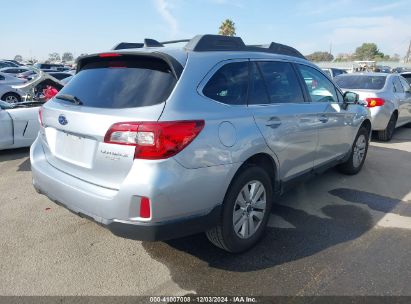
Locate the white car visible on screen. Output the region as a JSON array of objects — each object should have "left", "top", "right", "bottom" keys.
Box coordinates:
[
  {"left": 0, "top": 72, "right": 26, "bottom": 103},
  {"left": 0, "top": 100, "right": 42, "bottom": 150},
  {"left": 0, "top": 67, "right": 31, "bottom": 75}
]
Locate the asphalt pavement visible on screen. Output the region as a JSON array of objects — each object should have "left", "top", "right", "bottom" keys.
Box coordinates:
[{"left": 0, "top": 128, "right": 410, "bottom": 296}]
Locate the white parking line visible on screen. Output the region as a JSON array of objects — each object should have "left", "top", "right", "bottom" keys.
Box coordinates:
[{"left": 377, "top": 213, "right": 411, "bottom": 230}]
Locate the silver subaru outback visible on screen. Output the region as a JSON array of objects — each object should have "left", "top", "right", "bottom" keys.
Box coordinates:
[{"left": 30, "top": 35, "right": 371, "bottom": 252}]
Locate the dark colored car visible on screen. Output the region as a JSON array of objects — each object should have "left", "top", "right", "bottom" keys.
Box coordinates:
[{"left": 34, "top": 63, "right": 69, "bottom": 72}]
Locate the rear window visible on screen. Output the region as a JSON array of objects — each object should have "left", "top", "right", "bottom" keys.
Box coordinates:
[
  {"left": 55, "top": 57, "right": 177, "bottom": 108},
  {"left": 203, "top": 62, "right": 249, "bottom": 105},
  {"left": 335, "top": 75, "right": 386, "bottom": 90}
]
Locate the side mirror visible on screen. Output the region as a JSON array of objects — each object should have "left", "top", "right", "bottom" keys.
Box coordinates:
[
  {"left": 342, "top": 91, "right": 360, "bottom": 110},
  {"left": 343, "top": 91, "right": 359, "bottom": 104}
]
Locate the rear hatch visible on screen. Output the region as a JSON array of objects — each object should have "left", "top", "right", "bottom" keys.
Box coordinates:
[{"left": 39, "top": 53, "right": 180, "bottom": 190}]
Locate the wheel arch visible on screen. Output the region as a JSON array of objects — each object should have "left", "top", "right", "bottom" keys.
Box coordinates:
[
  {"left": 229, "top": 153, "right": 279, "bottom": 195},
  {"left": 360, "top": 119, "right": 372, "bottom": 139}
]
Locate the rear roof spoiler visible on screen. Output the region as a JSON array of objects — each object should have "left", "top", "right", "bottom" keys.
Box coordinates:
[
  {"left": 112, "top": 34, "right": 305, "bottom": 59},
  {"left": 76, "top": 52, "right": 184, "bottom": 79}
]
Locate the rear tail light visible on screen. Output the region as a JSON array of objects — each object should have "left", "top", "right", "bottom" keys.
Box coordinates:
[
  {"left": 38, "top": 107, "right": 43, "bottom": 126},
  {"left": 140, "top": 197, "right": 151, "bottom": 218},
  {"left": 365, "top": 98, "right": 385, "bottom": 108},
  {"left": 104, "top": 120, "right": 205, "bottom": 159},
  {"left": 99, "top": 53, "right": 121, "bottom": 58}
]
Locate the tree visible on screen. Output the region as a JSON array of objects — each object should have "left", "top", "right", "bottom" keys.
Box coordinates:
[
  {"left": 306, "top": 51, "right": 334, "bottom": 62},
  {"left": 392, "top": 53, "right": 400, "bottom": 62},
  {"left": 219, "top": 19, "right": 236, "bottom": 36},
  {"left": 48, "top": 52, "right": 61, "bottom": 62},
  {"left": 62, "top": 52, "right": 74, "bottom": 62},
  {"left": 354, "top": 43, "right": 384, "bottom": 61},
  {"left": 14, "top": 55, "right": 23, "bottom": 62}
]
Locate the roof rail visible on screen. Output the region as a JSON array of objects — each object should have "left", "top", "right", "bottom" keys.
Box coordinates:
[
  {"left": 112, "top": 34, "right": 306, "bottom": 59},
  {"left": 112, "top": 42, "right": 144, "bottom": 50},
  {"left": 144, "top": 38, "right": 164, "bottom": 47},
  {"left": 249, "top": 42, "right": 306, "bottom": 59},
  {"left": 113, "top": 39, "right": 189, "bottom": 50},
  {"left": 162, "top": 39, "right": 191, "bottom": 45},
  {"left": 185, "top": 34, "right": 246, "bottom": 51}
]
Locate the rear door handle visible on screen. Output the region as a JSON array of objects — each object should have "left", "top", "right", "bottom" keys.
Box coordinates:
[
  {"left": 265, "top": 117, "right": 281, "bottom": 128},
  {"left": 319, "top": 115, "right": 329, "bottom": 123}
]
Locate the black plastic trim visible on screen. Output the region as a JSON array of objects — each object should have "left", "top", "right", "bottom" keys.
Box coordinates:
[
  {"left": 76, "top": 52, "right": 184, "bottom": 79},
  {"left": 108, "top": 205, "right": 222, "bottom": 241}
]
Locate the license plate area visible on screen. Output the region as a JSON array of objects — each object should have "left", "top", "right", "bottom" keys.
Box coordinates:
[{"left": 54, "top": 131, "right": 96, "bottom": 168}]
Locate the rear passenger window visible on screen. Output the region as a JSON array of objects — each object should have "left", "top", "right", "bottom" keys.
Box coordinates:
[
  {"left": 203, "top": 62, "right": 248, "bottom": 105},
  {"left": 393, "top": 77, "right": 404, "bottom": 93},
  {"left": 399, "top": 77, "right": 411, "bottom": 92},
  {"left": 298, "top": 64, "right": 338, "bottom": 103},
  {"left": 248, "top": 62, "right": 270, "bottom": 105},
  {"left": 258, "top": 61, "right": 304, "bottom": 103}
]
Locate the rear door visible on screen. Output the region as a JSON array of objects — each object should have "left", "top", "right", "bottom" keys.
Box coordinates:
[
  {"left": 296, "top": 64, "right": 355, "bottom": 167},
  {"left": 40, "top": 54, "right": 179, "bottom": 190},
  {"left": 399, "top": 77, "right": 411, "bottom": 124},
  {"left": 248, "top": 60, "right": 318, "bottom": 181},
  {"left": 393, "top": 76, "right": 407, "bottom": 125}
]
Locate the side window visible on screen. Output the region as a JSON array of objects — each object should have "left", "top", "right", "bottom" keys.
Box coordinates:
[
  {"left": 203, "top": 61, "right": 248, "bottom": 105},
  {"left": 297, "top": 64, "right": 338, "bottom": 103},
  {"left": 0, "top": 75, "right": 4, "bottom": 81},
  {"left": 257, "top": 61, "right": 304, "bottom": 103},
  {"left": 248, "top": 62, "right": 270, "bottom": 105},
  {"left": 399, "top": 77, "right": 411, "bottom": 92},
  {"left": 393, "top": 77, "right": 404, "bottom": 93}
]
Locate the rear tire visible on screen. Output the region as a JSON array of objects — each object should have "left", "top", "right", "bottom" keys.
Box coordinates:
[
  {"left": 1, "top": 92, "right": 21, "bottom": 104},
  {"left": 377, "top": 113, "right": 397, "bottom": 141},
  {"left": 338, "top": 127, "right": 369, "bottom": 175},
  {"left": 206, "top": 165, "right": 273, "bottom": 253}
]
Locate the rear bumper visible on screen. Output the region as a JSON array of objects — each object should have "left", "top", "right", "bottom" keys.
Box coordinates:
[
  {"left": 30, "top": 136, "right": 237, "bottom": 240},
  {"left": 34, "top": 186, "right": 221, "bottom": 241},
  {"left": 369, "top": 105, "right": 393, "bottom": 131}
]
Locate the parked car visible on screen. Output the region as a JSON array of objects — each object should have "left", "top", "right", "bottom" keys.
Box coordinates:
[
  {"left": 0, "top": 72, "right": 26, "bottom": 103},
  {"left": 17, "top": 69, "right": 39, "bottom": 81},
  {"left": 0, "top": 100, "right": 43, "bottom": 150},
  {"left": 15, "top": 71, "right": 64, "bottom": 102},
  {"left": 0, "top": 67, "right": 31, "bottom": 75},
  {"left": 400, "top": 72, "right": 411, "bottom": 85},
  {"left": 392, "top": 67, "right": 410, "bottom": 74},
  {"left": 0, "top": 60, "right": 19, "bottom": 69},
  {"left": 31, "top": 35, "right": 371, "bottom": 252},
  {"left": 1, "top": 59, "right": 24, "bottom": 66},
  {"left": 34, "top": 63, "right": 69, "bottom": 72},
  {"left": 2, "top": 71, "right": 64, "bottom": 104},
  {"left": 321, "top": 68, "right": 347, "bottom": 78},
  {"left": 335, "top": 73, "right": 411, "bottom": 141},
  {"left": 46, "top": 71, "right": 73, "bottom": 81}
]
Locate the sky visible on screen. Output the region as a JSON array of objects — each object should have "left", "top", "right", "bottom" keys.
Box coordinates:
[{"left": 1, "top": 0, "right": 411, "bottom": 61}]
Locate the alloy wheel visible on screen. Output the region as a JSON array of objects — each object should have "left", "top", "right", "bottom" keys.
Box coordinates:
[
  {"left": 232, "top": 180, "right": 266, "bottom": 239},
  {"left": 353, "top": 134, "right": 366, "bottom": 168}
]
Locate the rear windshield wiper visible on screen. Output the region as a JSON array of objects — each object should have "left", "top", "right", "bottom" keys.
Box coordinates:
[{"left": 55, "top": 94, "right": 83, "bottom": 105}]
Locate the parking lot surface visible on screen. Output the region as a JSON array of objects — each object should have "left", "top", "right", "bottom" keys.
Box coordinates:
[{"left": 0, "top": 128, "right": 410, "bottom": 296}]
